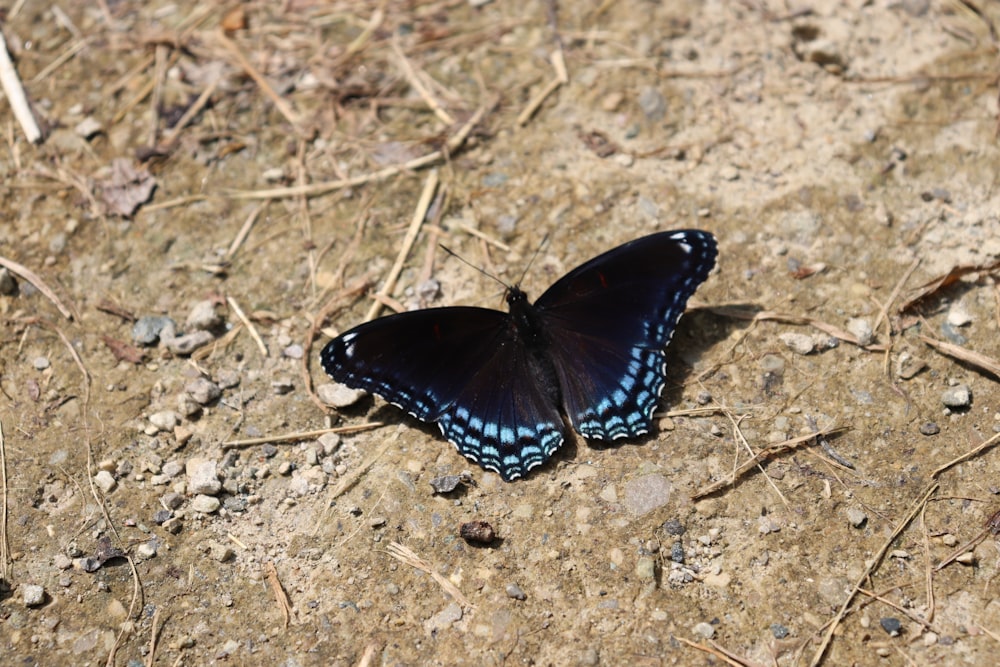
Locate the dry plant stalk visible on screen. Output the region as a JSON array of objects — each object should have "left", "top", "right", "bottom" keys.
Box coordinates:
[
  {"left": 265, "top": 562, "right": 294, "bottom": 628},
  {"left": 0, "top": 28, "right": 41, "bottom": 142},
  {"left": 386, "top": 542, "right": 474, "bottom": 609}
]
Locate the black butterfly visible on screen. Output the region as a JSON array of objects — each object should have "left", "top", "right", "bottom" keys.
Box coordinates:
[{"left": 320, "top": 230, "right": 717, "bottom": 481}]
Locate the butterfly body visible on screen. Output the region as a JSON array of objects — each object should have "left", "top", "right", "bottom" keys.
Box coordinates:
[{"left": 321, "top": 230, "right": 718, "bottom": 481}]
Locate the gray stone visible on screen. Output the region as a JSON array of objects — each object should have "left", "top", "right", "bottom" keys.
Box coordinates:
[
  {"left": 185, "top": 300, "right": 223, "bottom": 331},
  {"left": 135, "top": 542, "right": 157, "bottom": 560},
  {"left": 185, "top": 378, "right": 221, "bottom": 405},
  {"left": 186, "top": 458, "right": 221, "bottom": 495},
  {"left": 846, "top": 508, "right": 868, "bottom": 528},
  {"left": 692, "top": 621, "right": 715, "bottom": 639},
  {"left": 22, "top": 584, "right": 46, "bottom": 607},
  {"left": 846, "top": 318, "right": 874, "bottom": 347},
  {"left": 623, "top": 474, "right": 672, "bottom": 516},
  {"left": 779, "top": 332, "right": 815, "bottom": 355},
  {"left": 505, "top": 583, "right": 527, "bottom": 600},
  {"left": 148, "top": 410, "right": 180, "bottom": 432},
  {"left": 163, "top": 330, "right": 214, "bottom": 355},
  {"left": 93, "top": 470, "right": 117, "bottom": 493},
  {"left": 317, "top": 383, "right": 365, "bottom": 408},
  {"left": 190, "top": 494, "right": 221, "bottom": 513},
  {"left": 942, "top": 385, "right": 971, "bottom": 408},
  {"left": 132, "top": 316, "right": 175, "bottom": 345}
]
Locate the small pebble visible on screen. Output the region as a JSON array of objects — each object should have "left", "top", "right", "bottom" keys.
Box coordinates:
[
  {"left": 0, "top": 267, "right": 17, "bottom": 295},
  {"left": 946, "top": 305, "right": 972, "bottom": 327},
  {"left": 162, "top": 517, "right": 183, "bottom": 534},
  {"left": 152, "top": 509, "right": 172, "bottom": 525},
  {"left": 880, "top": 617, "right": 902, "bottom": 636},
  {"left": 670, "top": 541, "right": 685, "bottom": 563},
  {"left": 771, "top": 623, "right": 789, "bottom": 639},
  {"left": 163, "top": 330, "right": 215, "bottom": 355},
  {"left": 190, "top": 494, "right": 221, "bottom": 513},
  {"left": 941, "top": 385, "right": 971, "bottom": 408},
  {"left": 505, "top": 583, "right": 527, "bottom": 600},
  {"left": 846, "top": 318, "right": 874, "bottom": 346},
  {"left": 459, "top": 520, "right": 497, "bottom": 546},
  {"left": 132, "top": 316, "right": 175, "bottom": 345},
  {"left": 692, "top": 621, "right": 715, "bottom": 639},
  {"left": 94, "top": 470, "right": 117, "bottom": 493},
  {"left": 22, "top": 584, "right": 46, "bottom": 607},
  {"left": 53, "top": 554, "right": 73, "bottom": 570},
  {"left": 74, "top": 116, "right": 102, "bottom": 139},
  {"left": 846, "top": 508, "right": 867, "bottom": 528},
  {"left": 635, "top": 557, "right": 656, "bottom": 580},
  {"left": 185, "top": 378, "right": 221, "bottom": 405},
  {"left": 271, "top": 378, "right": 294, "bottom": 395},
  {"left": 317, "top": 383, "right": 366, "bottom": 408},
  {"left": 662, "top": 518, "right": 685, "bottom": 536},
  {"left": 135, "top": 543, "right": 157, "bottom": 560},
  {"left": 185, "top": 300, "right": 223, "bottom": 331},
  {"left": 282, "top": 344, "right": 304, "bottom": 359},
  {"left": 32, "top": 356, "right": 50, "bottom": 370},
  {"left": 148, "top": 410, "right": 180, "bottom": 432},
  {"left": 919, "top": 422, "right": 940, "bottom": 436},
  {"left": 187, "top": 458, "right": 221, "bottom": 495},
  {"left": 430, "top": 472, "right": 472, "bottom": 494},
  {"left": 638, "top": 86, "right": 666, "bottom": 121},
  {"left": 208, "top": 542, "right": 234, "bottom": 562},
  {"left": 622, "top": 473, "right": 672, "bottom": 516},
  {"left": 779, "top": 332, "right": 815, "bottom": 355}
]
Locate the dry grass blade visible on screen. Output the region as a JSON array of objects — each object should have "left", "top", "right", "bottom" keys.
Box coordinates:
[
  {"left": 221, "top": 424, "right": 383, "bottom": 449},
  {"left": 227, "top": 101, "right": 491, "bottom": 201},
  {"left": 216, "top": 30, "right": 300, "bottom": 128},
  {"left": 227, "top": 296, "right": 268, "bottom": 357},
  {"left": 0, "top": 28, "right": 41, "bottom": 142},
  {"left": 900, "top": 258, "right": 1000, "bottom": 312},
  {"left": 692, "top": 427, "right": 844, "bottom": 499},
  {"left": 674, "top": 636, "right": 760, "bottom": 667},
  {"left": 0, "top": 417, "right": 10, "bottom": 583},
  {"left": 364, "top": 170, "right": 438, "bottom": 322},
  {"left": 517, "top": 47, "right": 568, "bottom": 125},
  {"left": 919, "top": 335, "right": 1000, "bottom": 380},
  {"left": 266, "top": 562, "right": 294, "bottom": 628},
  {"left": 391, "top": 37, "right": 456, "bottom": 125},
  {"left": 386, "top": 542, "right": 474, "bottom": 609},
  {"left": 0, "top": 256, "right": 76, "bottom": 320}
]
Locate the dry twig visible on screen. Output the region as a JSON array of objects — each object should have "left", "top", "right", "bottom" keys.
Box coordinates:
[
  {"left": 0, "top": 256, "right": 76, "bottom": 320},
  {"left": 386, "top": 542, "right": 474, "bottom": 608},
  {"left": 0, "top": 28, "right": 41, "bottom": 142}
]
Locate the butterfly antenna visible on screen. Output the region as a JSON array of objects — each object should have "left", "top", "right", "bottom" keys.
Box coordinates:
[
  {"left": 439, "top": 244, "right": 509, "bottom": 290},
  {"left": 517, "top": 233, "right": 550, "bottom": 286}
]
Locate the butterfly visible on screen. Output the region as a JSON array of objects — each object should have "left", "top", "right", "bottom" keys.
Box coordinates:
[{"left": 320, "top": 229, "right": 718, "bottom": 481}]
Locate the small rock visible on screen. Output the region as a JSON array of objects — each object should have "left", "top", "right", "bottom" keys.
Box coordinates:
[
  {"left": 282, "top": 344, "right": 304, "bottom": 359},
  {"left": 148, "top": 410, "right": 180, "bottom": 432},
  {"left": 846, "top": 318, "right": 874, "bottom": 347},
  {"left": 185, "top": 300, "right": 223, "bottom": 331},
  {"left": 185, "top": 378, "right": 221, "bottom": 405},
  {"left": 635, "top": 557, "right": 656, "bottom": 580},
  {"left": 74, "top": 116, "right": 102, "bottom": 139},
  {"left": 880, "top": 617, "right": 902, "bottom": 636},
  {"left": 941, "top": 385, "right": 971, "bottom": 409},
  {"left": 779, "top": 332, "right": 816, "bottom": 355},
  {"left": 424, "top": 602, "right": 463, "bottom": 634},
  {"left": 771, "top": 623, "right": 790, "bottom": 639},
  {"left": 22, "top": 584, "right": 46, "bottom": 607},
  {"left": 162, "top": 517, "right": 183, "bottom": 534},
  {"left": 53, "top": 554, "right": 73, "bottom": 570},
  {"left": 846, "top": 508, "right": 868, "bottom": 528},
  {"left": 187, "top": 458, "right": 221, "bottom": 495},
  {"left": 190, "top": 494, "right": 221, "bottom": 513},
  {"left": 271, "top": 378, "right": 294, "bottom": 395},
  {"left": 161, "top": 461, "right": 184, "bottom": 479},
  {"left": 132, "top": 316, "right": 175, "bottom": 345},
  {"left": 692, "top": 621, "right": 715, "bottom": 639},
  {"left": 73, "top": 557, "right": 102, "bottom": 573},
  {"left": 623, "top": 474, "right": 672, "bottom": 516},
  {"left": 318, "top": 433, "right": 341, "bottom": 455},
  {"left": 670, "top": 541, "right": 685, "bottom": 563},
  {"left": 32, "top": 356, "right": 50, "bottom": 370},
  {"left": 430, "top": 471, "right": 473, "bottom": 494},
  {"left": 919, "top": 422, "right": 940, "bottom": 436},
  {"left": 208, "top": 542, "right": 234, "bottom": 562},
  {"left": 93, "top": 470, "right": 117, "bottom": 493},
  {"left": 459, "top": 520, "right": 497, "bottom": 545},
  {"left": 637, "top": 86, "right": 666, "bottom": 121},
  {"left": 505, "top": 583, "right": 527, "bottom": 600},
  {"left": 135, "top": 543, "right": 157, "bottom": 560},
  {"left": 896, "top": 351, "right": 925, "bottom": 380},
  {"left": 0, "top": 267, "right": 17, "bottom": 295},
  {"left": 317, "top": 382, "right": 366, "bottom": 408},
  {"left": 661, "top": 518, "right": 685, "bottom": 536},
  {"left": 946, "top": 304, "right": 972, "bottom": 327},
  {"left": 163, "top": 330, "right": 215, "bottom": 355}
]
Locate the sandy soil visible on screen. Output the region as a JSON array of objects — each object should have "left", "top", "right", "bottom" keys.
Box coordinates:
[{"left": 2, "top": 1, "right": 1000, "bottom": 665}]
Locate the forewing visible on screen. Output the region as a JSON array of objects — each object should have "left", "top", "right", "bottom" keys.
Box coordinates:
[
  {"left": 320, "top": 307, "right": 564, "bottom": 480},
  {"left": 533, "top": 230, "right": 718, "bottom": 439}
]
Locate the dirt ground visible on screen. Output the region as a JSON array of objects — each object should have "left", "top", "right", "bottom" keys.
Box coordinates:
[{"left": 2, "top": 1, "right": 1000, "bottom": 665}]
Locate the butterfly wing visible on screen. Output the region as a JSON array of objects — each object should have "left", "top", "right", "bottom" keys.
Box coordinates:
[
  {"left": 533, "top": 229, "right": 718, "bottom": 440},
  {"left": 320, "top": 308, "right": 564, "bottom": 481}
]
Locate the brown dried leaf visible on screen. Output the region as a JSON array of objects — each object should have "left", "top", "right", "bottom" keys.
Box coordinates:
[
  {"left": 98, "top": 158, "right": 157, "bottom": 218},
  {"left": 102, "top": 335, "right": 145, "bottom": 364}
]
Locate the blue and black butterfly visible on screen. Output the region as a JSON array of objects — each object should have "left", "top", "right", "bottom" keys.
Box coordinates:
[{"left": 320, "top": 229, "right": 718, "bottom": 481}]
